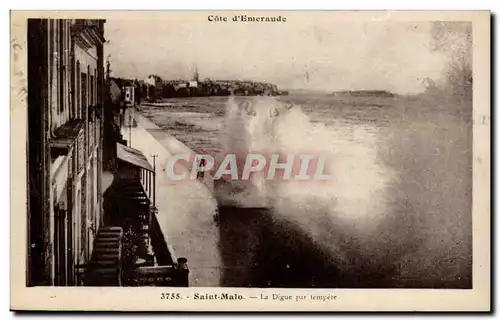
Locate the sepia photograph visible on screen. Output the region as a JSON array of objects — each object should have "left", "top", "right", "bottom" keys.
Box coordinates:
[{"left": 10, "top": 10, "right": 490, "bottom": 311}]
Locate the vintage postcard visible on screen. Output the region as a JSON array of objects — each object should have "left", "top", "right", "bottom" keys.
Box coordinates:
[{"left": 10, "top": 10, "right": 490, "bottom": 311}]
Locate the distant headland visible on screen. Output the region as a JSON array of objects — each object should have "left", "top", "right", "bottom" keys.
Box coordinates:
[{"left": 331, "top": 90, "right": 396, "bottom": 98}]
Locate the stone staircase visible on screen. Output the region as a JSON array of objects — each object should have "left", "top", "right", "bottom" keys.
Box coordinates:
[{"left": 84, "top": 226, "right": 123, "bottom": 286}]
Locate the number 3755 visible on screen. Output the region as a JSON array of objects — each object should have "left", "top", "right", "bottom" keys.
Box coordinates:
[{"left": 161, "top": 293, "right": 182, "bottom": 299}]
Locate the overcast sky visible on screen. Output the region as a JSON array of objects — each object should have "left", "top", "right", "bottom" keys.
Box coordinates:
[{"left": 104, "top": 15, "right": 451, "bottom": 94}]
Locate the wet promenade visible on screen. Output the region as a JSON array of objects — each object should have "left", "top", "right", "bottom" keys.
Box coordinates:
[{"left": 122, "top": 108, "right": 221, "bottom": 286}]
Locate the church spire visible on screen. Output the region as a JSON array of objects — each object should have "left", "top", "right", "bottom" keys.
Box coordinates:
[{"left": 193, "top": 65, "right": 199, "bottom": 82}]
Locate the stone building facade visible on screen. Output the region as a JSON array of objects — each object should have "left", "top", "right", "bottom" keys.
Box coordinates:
[{"left": 27, "top": 18, "right": 106, "bottom": 286}]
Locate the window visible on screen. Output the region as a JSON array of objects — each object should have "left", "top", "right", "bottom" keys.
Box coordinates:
[
  {"left": 48, "top": 19, "right": 54, "bottom": 95},
  {"left": 90, "top": 75, "right": 95, "bottom": 107},
  {"left": 54, "top": 185, "right": 69, "bottom": 286},
  {"left": 59, "top": 19, "right": 65, "bottom": 114},
  {"left": 95, "top": 117, "right": 99, "bottom": 147},
  {"left": 50, "top": 19, "right": 59, "bottom": 123},
  {"left": 77, "top": 134, "right": 85, "bottom": 173},
  {"left": 93, "top": 156, "right": 98, "bottom": 216},
  {"left": 80, "top": 177, "right": 87, "bottom": 262},
  {"left": 74, "top": 187, "right": 81, "bottom": 284},
  {"left": 76, "top": 61, "right": 81, "bottom": 118},
  {"left": 89, "top": 158, "right": 94, "bottom": 224},
  {"left": 94, "top": 69, "right": 97, "bottom": 105},
  {"left": 81, "top": 73, "right": 87, "bottom": 119}
]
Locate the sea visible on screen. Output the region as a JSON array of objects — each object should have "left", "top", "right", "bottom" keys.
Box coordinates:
[{"left": 138, "top": 93, "right": 472, "bottom": 288}]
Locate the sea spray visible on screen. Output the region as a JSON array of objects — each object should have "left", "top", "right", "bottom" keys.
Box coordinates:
[
  {"left": 216, "top": 96, "right": 397, "bottom": 273},
  {"left": 148, "top": 94, "right": 471, "bottom": 287}
]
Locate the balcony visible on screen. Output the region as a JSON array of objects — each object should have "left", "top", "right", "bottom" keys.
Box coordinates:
[{"left": 49, "top": 119, "right": 84, "bottom": 157}]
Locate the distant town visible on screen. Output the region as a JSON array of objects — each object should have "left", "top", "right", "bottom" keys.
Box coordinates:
[{"left": 109, "top": 66, "right": 289, "bottom": 103}]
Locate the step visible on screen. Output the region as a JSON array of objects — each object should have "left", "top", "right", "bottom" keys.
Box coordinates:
[
  {"left": 94, "top": 253, "right": 120, "bottom": 260},
  {"left": 95, "top": 239, "right": 120, "bottom": 245},
  {"left": 100, "top": 227, "right": 123, "bottom": 232},
  {"left": 94, "top": 243, "right": 119, "bottom": 248},
  {"left": 91, "top": 259, "right": 119, "bottom": 266},
  {"left": 94, "top": 242, "right": 120, "bottom": 248},
  {"left": 122, "top": 191, "right": 146, "bottom": 195},
  {"left": 98, "top": 232, "right": 123, "bottom": 237},
  {"left": 88, "top": 267, "right": 119, "bottom": 275},
  {"left": 94, "top": 245, "right": 120, "bottom": 251},
  {"left": 98, "top": 230, "right": 123, "bottom": 235},
  {"left": 122, "top": 185, "right": 143, "bottom": 189},
  {"left": 99, "top": 229, "right": 123, "bottom": 234},
  {"left": 121, "top": 195, "right": 146, "bottom": 200},
  {"left": 95, "top": 239, "right": 120, "bottom": 244},
  {"left": 94, "top": 248, "right": 120, "bottom": 254},
  {"left": 96, "top": 235, "right": 120, "bottom": 240}
]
